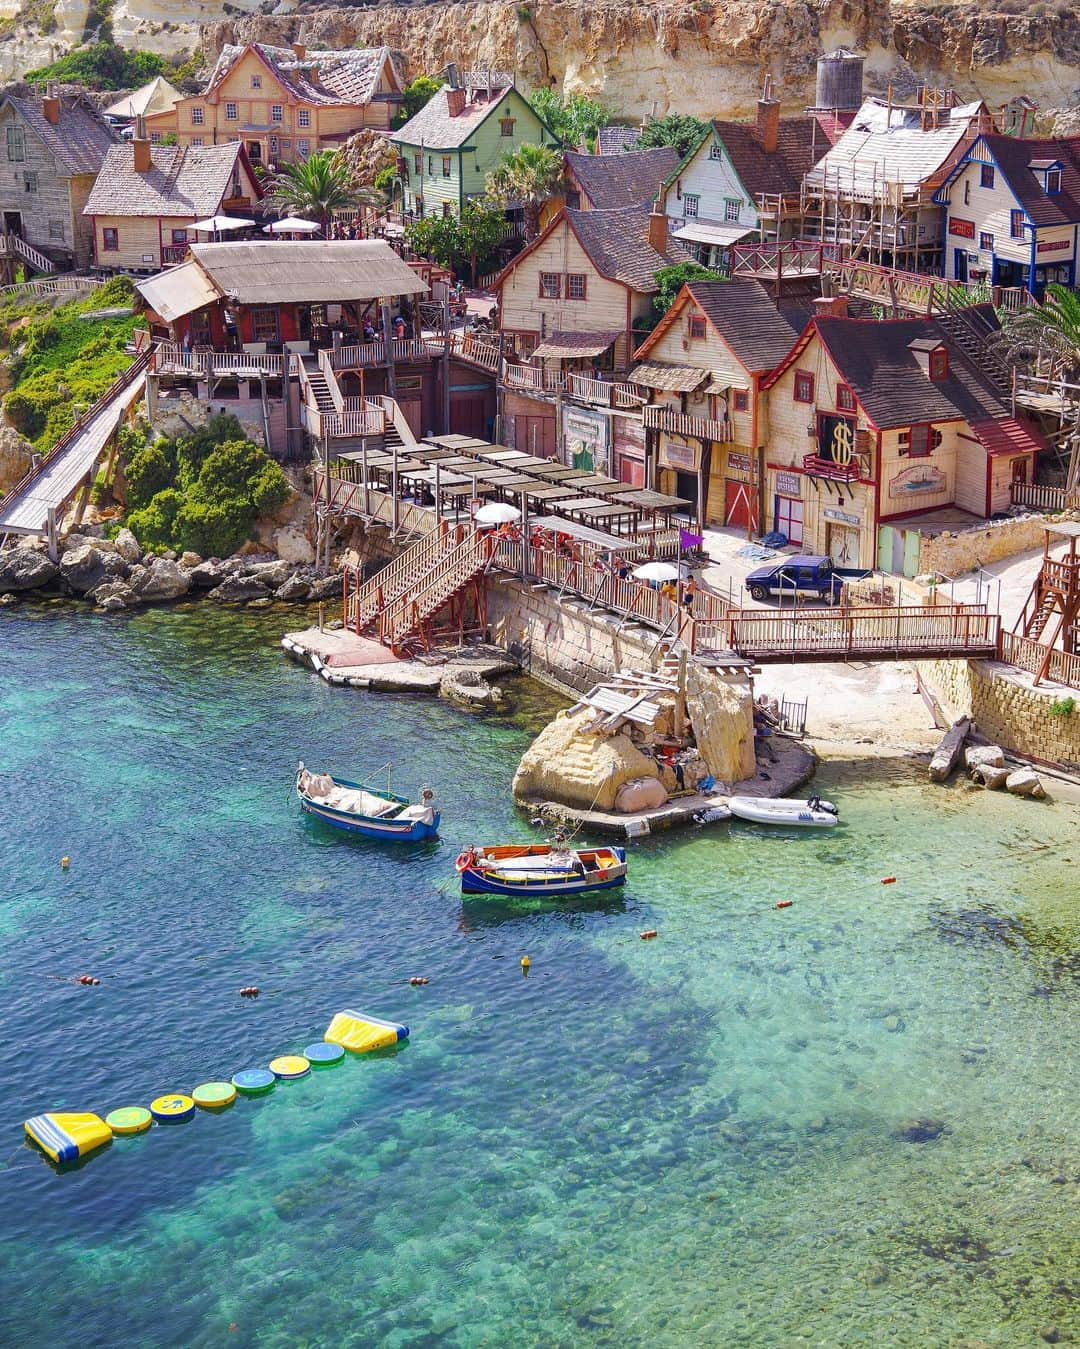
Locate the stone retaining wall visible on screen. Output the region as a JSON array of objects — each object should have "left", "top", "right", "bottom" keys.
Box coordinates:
[
  {"left": 917, "top": 512, "right": 1067, "bottom": 578},
  {"left": 918, "top": 657, "right": 1080, "bottom": 771}
]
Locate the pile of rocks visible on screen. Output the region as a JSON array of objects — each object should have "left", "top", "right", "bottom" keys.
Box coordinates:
[
  {"left": 0, "top": 528, "right": 342, "bottom": 611},
  {"left": 966, "top": 744, "right": 1047, "bottom": 798}
]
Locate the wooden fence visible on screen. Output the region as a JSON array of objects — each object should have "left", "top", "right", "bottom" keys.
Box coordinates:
[{"left": 998, "top": 631, "right": 1080, "bottom": 689}]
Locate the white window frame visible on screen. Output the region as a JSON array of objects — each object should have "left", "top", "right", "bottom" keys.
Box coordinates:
[
  {"left": 271, "top": 104, "right": 283, "bottom": 123},
  {"left": 297, "top": 138, "right": 311, "bottom": 159},
  {"left": 297, "top": 108, "right": 311, "bottom": 128},
  {"left": 683, "top": 194, "right": 700, "bottom": 219},
  {"left": 6, "top": 124, "right": 25, "bottom": 161},
  {"left": 724, "top": 198, "right": 740, "bottom": 222},
  {"left": 225, "top": 102, "right": 238, "bottom": 121},
  {"left": 708, "top": 143, "right": 723, "bottom": 161},
  {"left": 191, "top": 106, "right": 204, "bottom": 125},
  {"left": 251, "top": 74, "right": 261, "bottom": 89}
]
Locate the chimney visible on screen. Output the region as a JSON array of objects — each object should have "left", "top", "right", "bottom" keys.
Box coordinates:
[
  {"left": 292, "top": 41, "right": 306, "bottom": 62},
  {"left": 757, "top": 75, "right": 780, "bottom": 154},
  {"left": 42, "top": 80, "right": 60, "bottom": 125},
  {"left": 133, "top": 114, "right": 152, "bottom": 173},
  {"left": 447, "top": 61, "right": 460, "bottom": 89},
  {"left": 813, "top": 295, "right": 848, "bottom": 319},
  {"left": 647, "top": 200, "right": 667, "bottom": 254},
  {"left": 446, "top": 87, "right": 466, "bottom": 118}
]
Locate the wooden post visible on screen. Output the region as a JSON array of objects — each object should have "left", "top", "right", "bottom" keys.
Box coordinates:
[
  {"left": 442, "top": 299, "right": 451, "bottom": 434},
  {"left": 46, "top": 506, "right": 57, "bottom": 562},
  {"left": 520, "top": 488, "right": 528, "bottom": 580},
  {"left": 435, "top": 458, "right": 442, "bottom": 523},
  {"left": 362, "top": 439, "right": 370, "bottom": 518},
  {"left": 392, "top": 441, "right": 399, "bottom": 538},
  {"left": 675, "top": 648, "right": 687, "bottom": 738},
  {"left": 381, "top": 302, "right": 397, "bottom": 401}
]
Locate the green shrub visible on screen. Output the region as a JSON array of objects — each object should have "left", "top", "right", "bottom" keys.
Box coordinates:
[
  {"left": 175, "top": 413, "right": 247, "bottom": 487},
  {"left": 1049, "top": 696, "right": 1075, "bottom": 717},
  {"left": 126, "top": 488, "right": 184, "bottom": 549},
  {"left": 24, "top": 42, "right": 166, "bottom": 89},
  {"left": 125, "top": 443, "right": 175, "bottom": 510}
]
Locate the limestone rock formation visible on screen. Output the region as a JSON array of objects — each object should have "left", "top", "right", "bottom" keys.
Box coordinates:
[
  {"left": 0, "top": 546, "right": 59, "bottom": 592},
  {"left": 970, "top": 763, "right": 1009, "bottom": 790},
  {"left": 275, "top": 573, "right": 313, "bottom": 602},
  {"left": 273, "top": 526, "right": 316, "bottom": 566},
  {"left": 113, "top": 527, "right": 142, "bottom": 564},
  {"left": 513, "top": 707, "right": 661, "bottom": 811},
  {"left": 685, "top": 663, "right": 756, "bottom": 783},
  {"left": 59, "top": 543, "right": 127, "bottom": 595},
  {"left": 129, "top": 557, "right": 192, "bottom": 602},
  {"left": 440, "top": 667, "right": 503, "bottom": 708},
  {"left": 1005, "top": 768, "right": 1047, "bottom": 799},
  {"left": 0, "top": 425, "right": 33, "bottom": 495},
  {"left": 965, "top": 744, "right": 1005, "bottom": 771},
  {"left": 208, "top": 574, "right": 272, "bottom": 604}
]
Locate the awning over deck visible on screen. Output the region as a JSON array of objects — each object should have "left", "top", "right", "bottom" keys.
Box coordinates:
[
  {"left": 531, "top": 329, "right": 622, "bottom": 359},
  {"left": 528, "top": 516, "right": 640, "bottom": 551},
  {"left": 137, "top": 261, "right": 221, "bottom": 322},
  {"left": 969, "top": 416, "right": 1045, "bottom": 457},
  {"left": 672, "top": 222, "right": 753, "bottom": 248}
]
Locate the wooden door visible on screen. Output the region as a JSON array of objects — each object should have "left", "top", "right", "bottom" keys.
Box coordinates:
[
  {"left": 773, "top": 495, "right": 803, "bottom": 545},
  {"left": 725, "top": 478, "right": 758, "bottom": 531},
  {"left": 826, "top": 522, "right": 860, "bottom": 567}
]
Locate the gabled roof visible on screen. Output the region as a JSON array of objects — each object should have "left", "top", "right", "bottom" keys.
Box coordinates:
[
  {"left": 708, "top": 116, "right": 832, "bottom": 198},
  {"left": 205, "top": 43, "right": 399, "bottom": 107},
  {"left": 978, "top": 134, "right": 1080, "bottom": 227},
  {"left": 1, "top": 89, "right": 117, "bottom": 177},
  {"left": 635, "top": 279, "right": 799, "bottom": 374},
  {"left": 186, "top": 240, "right": 427, "bottom": 304},
  {"left": 392, "top": 84, "right": 522, "bottom": 150},
  {"left": 84, "top": 142, "right": 258, "bottom": 218},
  {"left": 595, "top": 125, "right": 642, "bottom": 155},
  {"left": 104, "top": 75, "right": 182, "bottom": 121},
  {"left": 765, "top": 308, "right": 1009, "bottom": 430},
  {"left": 565, "top": 147, "right": 678, "bottom": 210}
]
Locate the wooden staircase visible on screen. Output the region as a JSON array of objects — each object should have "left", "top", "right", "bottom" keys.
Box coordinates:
[
  {"left": 344, "top": 521, "right": 497, "bottom": 653},
  {"left": 301, "top": 355, "right": 336, "bottom": 414},
  {"left": 936, "top": 307, "right": 1013, "bottom": 397}
]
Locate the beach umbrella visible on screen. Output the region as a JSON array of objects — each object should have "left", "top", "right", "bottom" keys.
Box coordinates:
[
  {"left": 264, "top": 216, "right": 321, "bottom": 233},
  {"left": 191, "top": 215, "right": 251, "bottom": 234},
  {"left": 474, "top": 502, "right": 521, "bottom": 526},
  {"left": 632, "top": 561, "right": 682, "bottom": 583}
]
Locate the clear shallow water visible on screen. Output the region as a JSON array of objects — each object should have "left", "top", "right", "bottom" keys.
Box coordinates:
[{"left": 0, "top": 602, "right": 1077, "bottom": 1348}]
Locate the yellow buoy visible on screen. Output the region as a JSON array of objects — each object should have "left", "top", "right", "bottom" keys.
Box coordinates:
[
  {"left": 60, "top": 857, "right": 70, "bottom": 869},
  {"left": 521, "top": 955, "right": 530, "bottom": 973}
]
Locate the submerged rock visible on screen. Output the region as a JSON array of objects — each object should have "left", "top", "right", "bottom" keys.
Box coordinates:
[
  {"left": 893, "top": 1117, "right": 946, "bottom": 1143},
  {"left": 89, "top": 580, "right": 135, "bottom": 609},
  {"left": 0, "top": 547, "right": 59, "bottom": 591},
  {"left": 208, "top": 574, "right": 271, "bottom": 604},
  {"left": 440, "top": 667, "right": 503, "bottom": 708}
]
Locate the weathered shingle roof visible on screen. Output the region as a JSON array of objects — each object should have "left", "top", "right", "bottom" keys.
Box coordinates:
[
  {"left": 206, "top": 43, "right": 397, "bottom": 107},
  {"left": 710, "top": 116, "right": 832, "bottom": 199},
  {"left": 812, "top": 308, "right": 1008, "bottom": 429},
  {"left": 567, "top": 207, "right": 692, "bottom": 292},
  {"left": 596, "top": 125, "right": 646, "bottom": 155},
  {"left": 686, "top": 280, "right": 800, "bottom": 373},
  {"left": 3, "top": 90, "right": 117, "bottom": 176},
  {"left": 979, "top": 134, "right": 1080, "bottom": 227},
  {"left": 392, "top": 84, "right": 517, "bottom": 150},
  {"left": 84, "top": 142, "right": 248, "bottom": 218},
  {"left": 565, "top": 147, "right": 678, "bottom": 210},
  {"left": 188, "top": 239, "right": 427, "bottom": 303}
]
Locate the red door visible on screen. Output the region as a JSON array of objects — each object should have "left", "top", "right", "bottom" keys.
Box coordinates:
[{"left": 725, "top": 479, "right": 758, "bottom": 531}]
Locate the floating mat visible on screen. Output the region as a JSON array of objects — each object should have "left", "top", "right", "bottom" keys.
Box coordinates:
[
  {"left": 269, "top": 1055, "right": 310, "bottom": 1080},
  {"left": 150, "top": 1094, "right": 195, "bottom": 1123},
  {"left": 232, "top": 1068, "right": 275, "bottom": 1097},
  {"left": 106, "top": 1106, "right": 152, "bottom": 1136},
  {"left": 193, "top": 1082, "right": 236, "bottom": 1110},
  {"left": 303, "top": 1041, "right": 345, "bottom": 1069},
  {"left": 324, "top": 1010, "right": 409, "bottom": 1055},
  {"left": 25, "top": 1112, "right": 111, "bottom": 1164}
]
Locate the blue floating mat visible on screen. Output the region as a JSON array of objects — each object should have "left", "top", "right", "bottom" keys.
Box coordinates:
[
  {"left": 232, "top": 1068, "right": 276, "bottom": 1097},
  {"left": 304, "top": 1041, "right": 345, "bottom": 1069}
]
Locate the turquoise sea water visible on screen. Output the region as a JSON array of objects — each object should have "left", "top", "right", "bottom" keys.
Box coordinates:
[{"left": 0, "top": 602, "right": 1077, "bottom": 1348}]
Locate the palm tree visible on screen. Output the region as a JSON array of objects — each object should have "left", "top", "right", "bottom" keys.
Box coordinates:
[
  {"left": 485, "top": 142, "right": 565, "bottom": 241},
  {"left": 270, "top": 151, "right": 356, "bottom": 235}
]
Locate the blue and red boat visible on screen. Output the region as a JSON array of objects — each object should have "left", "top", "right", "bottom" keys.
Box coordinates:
[
  {"left": 456, "top": 843, "right": 627, "bottom": 897},
  {"left": 296, "top": 763, "right": 440, "bottom": 841}
]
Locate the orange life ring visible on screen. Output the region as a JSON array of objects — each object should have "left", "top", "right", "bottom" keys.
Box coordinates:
[{"left": 456, "top": 849, "right": 475, "bottom": 873}]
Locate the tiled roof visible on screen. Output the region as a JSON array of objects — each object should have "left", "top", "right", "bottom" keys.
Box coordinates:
[
  {"left": 567, "top": 207, "right": 693, "bottom": 292},
  {"left": 711, "top": 116, "right": 832, "bottom": 198},
  {"left": 206, "top": 43, "right": 396, "bottom": 107},
  {"left": 812, "top": 308, "right": 1008, "bottom": 429},
  {"left": 595, "top": 126, "right": 644, "bottom": 155},
  {"left": 969, "top": 416, "right": 1045, "bottom": 457},
  {"left": 392, "top": 84, "right": 516, "bottom": 150},
  {"left": 565, "top": 147, "right": 678, "bottom": 210},
  {"left": 3, "top": 90, "right": 117, "bottom": 176},
  {"left": 84, "top": 142, "right": 248, "bottom": 218},
  {"left": 979, "top": 134, "right": 1080, "bottom": 227},
  {"left": 687, "top": 280, "right": 800, "bottom": 373}
]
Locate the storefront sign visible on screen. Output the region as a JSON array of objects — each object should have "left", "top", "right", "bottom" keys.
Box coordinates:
[
  {"left": 889, "top": 464, "right": 947, "bottom": 500},
  {"left": 1036, "top": 238, "right": 1071, "bottom": 254},
  {"left": 774, "top": 471, "right": 801, "bottom": 497},
  {"left": 822, "top": 505, "right": 860, "bottom": 526},
  {"left": 659, "top": 437, "right": 700, "bottom": 472},
  {"left": 949, "top": 217, "right": 976, "bottom": 239},
  {"left": 727, "top": 451, "right": 752, "bottom": 474},
  {"left": 562, "top": 405, "right": 609, "bottom": 473}
]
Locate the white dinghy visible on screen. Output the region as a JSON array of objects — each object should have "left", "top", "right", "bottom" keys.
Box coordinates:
[{"left": 728, "top": 795, "right": 839, "bottom": 828}]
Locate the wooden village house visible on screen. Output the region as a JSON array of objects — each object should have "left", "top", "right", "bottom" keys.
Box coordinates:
[
  {"left": 0, "top": 85, "right": 117, "bottom": 272},
  {"left": 84, "top": 130, "right": 262, "bottom": 273},
  {"left": 390, "top": 70, "right": 559, "bottom": 220},
  {"left": 538, "top": 146, "right": 680, "bottom": 230},
  {"left": 143, "top": 43, "right": 403, "bottom": 167},
  {"left": 935, "top": 133, "right": 1080, "bottom": 296},
  {"left": 761, "top": 303, "right": 1045, "bottom": 569}
]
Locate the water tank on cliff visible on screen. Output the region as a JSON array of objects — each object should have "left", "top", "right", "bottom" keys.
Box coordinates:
[{"left": 815, "top": 49, "right": 864, "bottom": 111}]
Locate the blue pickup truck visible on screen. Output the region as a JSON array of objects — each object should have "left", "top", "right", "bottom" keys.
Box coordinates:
[{"left": 745, "top": 554, "right": 863, "bottom": 605}]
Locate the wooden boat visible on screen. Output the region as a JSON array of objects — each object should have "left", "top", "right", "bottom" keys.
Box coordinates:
[
  {"left": 456, "top": 843, "right": 627, "bottom": 896},
  {"left": 296, "top": 763, "right": 440, "bottom": 841},
  {"left": 728, "top": 796, "right": 838, "bottom": 828}
]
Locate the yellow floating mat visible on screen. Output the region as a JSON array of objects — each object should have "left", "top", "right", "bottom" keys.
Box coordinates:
[
  {"left": 25, "top": 1112, "right": 111, "bottom": 1165},
  {"left": 324, "top": 1009, "right": 409, "bottom": 1055}
]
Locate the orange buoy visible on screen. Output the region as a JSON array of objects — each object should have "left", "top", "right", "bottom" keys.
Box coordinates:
[
  {"left": 239, "top": 986, "right": 260, "bottom": 997},
  {"left": 881, "top": 877, "right": 897, "bottom": 885},
  {"left": 640, "top": 929, "right": 658, "bottom": 940},
  {"left": 776, "top": 900, "right": 793, "bottom": 910},
  {"left": 409, "top": 976, "right": 430, "bottom": 986}
]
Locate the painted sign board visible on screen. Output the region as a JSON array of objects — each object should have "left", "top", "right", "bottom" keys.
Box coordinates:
[
  {"left": 949, "top": 218, "right": 976, "bottom": 239},
  {"left": 775, "top": 471, "right": 802, "bottom": 497},
  {"left": 888, "top": 464, "right": 947, "bottom": 499},
  {"left": 562, "top": 405, "right": 609, "bottom": 473},
  {"left": 823, "top": 506, "right": 860, "bottom": 525}
]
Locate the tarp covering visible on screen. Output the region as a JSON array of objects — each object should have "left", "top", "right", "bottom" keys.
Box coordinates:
[{"left": 188, "top": 240, "right": 427, "bottom": 304}]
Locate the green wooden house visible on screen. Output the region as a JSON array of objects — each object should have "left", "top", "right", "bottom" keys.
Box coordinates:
[{"left": 390, "top": 73, "right": 559, "bottom": 218}]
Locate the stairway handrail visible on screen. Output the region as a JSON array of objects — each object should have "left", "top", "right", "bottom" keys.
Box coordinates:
[
  {"left": 379, "top": 529, "right": 490, "bottom": 645},
  {"left": 345, "top": 520, "right": 459, "bottom": 632}
]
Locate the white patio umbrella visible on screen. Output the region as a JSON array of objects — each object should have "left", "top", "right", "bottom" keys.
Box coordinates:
[
  {"left": 190, "top": 215, "right": 252, "bottom": 240},
  {"left": 474, "top": 502, "right": 521, "bottom": 526},
  {"left": 264, "top": 215, "right": 321, "bottom": 234},
  {"left": 631, "top": 561, "right": 682, "bottom": 583}
]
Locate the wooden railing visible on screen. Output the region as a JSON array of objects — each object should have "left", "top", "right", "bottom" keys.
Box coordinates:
[
  {"left": 368, "top": 393, "right": 420, "bottom": 447},
  {"left": 0, "top": 231, "right": 56, "bottom": 274},
  {"left": 379, "top": 529, "right": 494, "bottom": 647},
  {"left": 802, "top": 451, "right": 866, "bottom": 483},
  {"left": 317, "top": 476, "right": 433, "bottom": 535},
  {"left": 1010, "top": 480, "right": 1080, "bottom": 512},
  {"left": 150, "top": 343, "right": 285, "bottom": 376},
  {"left": 447, "top": 331, "right": 502, "bottom": 371},
  {"left": 731, "top": 240, "right": 845, "bottom": 279},
  {"left": 161, "top": 245, "right": 188, "bottom": 265},
  {"left": 998, "top": 631, "right": 1080, "bottom": 690},
  {"left": 0, "top": 273, "right": 104, "bottom": 301},
  {"left": 643, "top": 404, "right": 732, "bottom": 442},
  {"left": 345, "top": 519, "right": 461, "bottom": 632},
  {"left": 504, "top": 362, "right": 562, "bottom": 392},
  {"left": 824, "top": 258, "right": 988, "bottom": 315}
]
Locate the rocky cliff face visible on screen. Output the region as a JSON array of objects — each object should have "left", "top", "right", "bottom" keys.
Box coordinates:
[{"left": 0, "top": 0, "right": 1077, "bottom": 121}]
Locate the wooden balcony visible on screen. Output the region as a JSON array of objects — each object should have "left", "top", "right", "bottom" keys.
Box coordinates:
[
  {"left": 802, "top": 452, "right": 863, "bottom": 483},
  {"left": 643, "top": 404, "right": 732, "bottom": 442}
]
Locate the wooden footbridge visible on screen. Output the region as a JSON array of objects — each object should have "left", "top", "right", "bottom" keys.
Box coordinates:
[{"left": 0, "top": 352, "right": 149, "bottom": 554}]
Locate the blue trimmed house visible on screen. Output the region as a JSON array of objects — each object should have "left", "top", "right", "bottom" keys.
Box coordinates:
[{"left": 934, "top": 134, "right": 1080, "bottom": 297}]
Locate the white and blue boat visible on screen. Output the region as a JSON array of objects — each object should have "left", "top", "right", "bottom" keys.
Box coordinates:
[
  {"left": 456, "top": 843, "right": 627, "bottom": 897},
  {"left": 296, "top": 763, "right": 440, "bottom": 841}
]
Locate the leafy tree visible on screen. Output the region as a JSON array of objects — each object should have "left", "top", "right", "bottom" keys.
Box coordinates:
[
  {"left": 126, "top": 489, "right": 184, "bottom": 549},
  {"left": 396, "top": 75, "right": 442, "bottom": 127},
  {"left": 270, "top": 151, "right": 355, "bottom": 233},
  {"left": 634, "top": 114, "right": 710, "bottom": 160},
  {"left": 485, "top": 143, "right": 565, "bottom": 241},
  {"left": 529, "top": 89, "right": 611, "bottom": 149},
  {"left": 405, "top": 198, "right": 507, "bottom": 282},
  {"left": 1002, "top": 282, "right": 1080, "bottom": 379},
  {"left": 174, "top": 413, "right": 247, "bottom": 487},
  {"left": 633, "top": 262, "right": 722, "bottom": 341},
  {"left": 25, "top": 43, "right": 166, "bottom": 90},
  {"left": 124, "top": 443, "right": 174, "bottom": 510}
]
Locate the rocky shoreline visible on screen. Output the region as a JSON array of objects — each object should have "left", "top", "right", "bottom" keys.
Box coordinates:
[{"left": 0, "top": 527, "right": 343, "bottom": 611}]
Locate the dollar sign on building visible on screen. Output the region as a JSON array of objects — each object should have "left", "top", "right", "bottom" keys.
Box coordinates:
[{"left": 831, "top": 419, "right": 854, "bottom": 466}]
